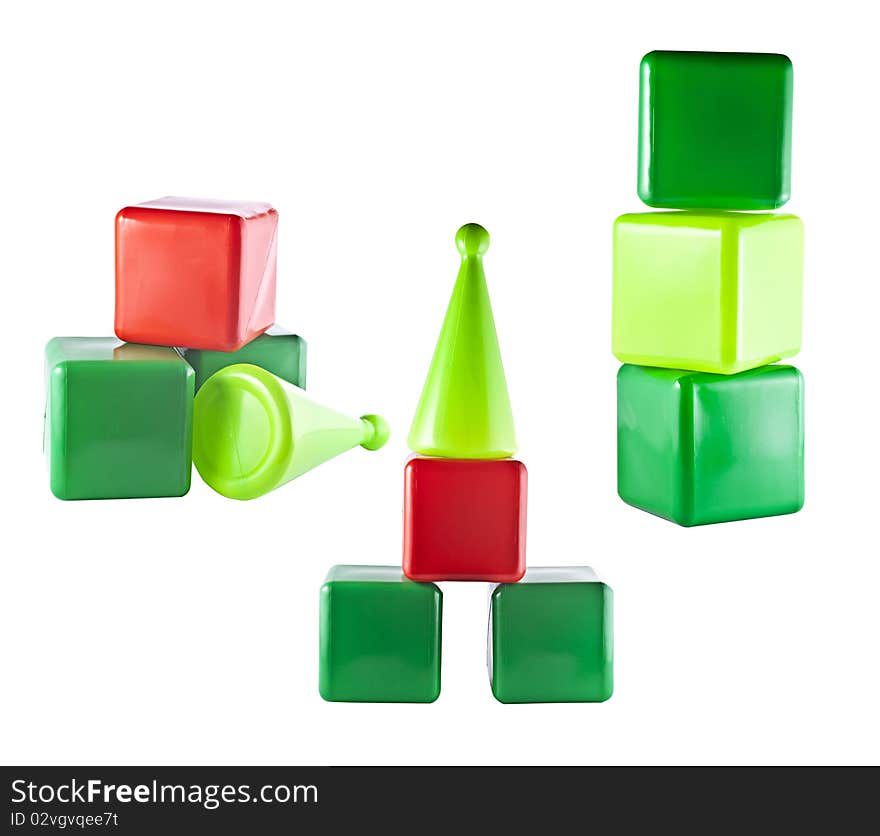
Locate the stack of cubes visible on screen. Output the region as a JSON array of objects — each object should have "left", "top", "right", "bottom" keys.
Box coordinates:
[
  {"left": 44, "top": 197, "right": 306, "bottom": 500},
  {"left": 319, "top": 225, "right": 613, "bottom": 703},
  {"left": 614, "top": 52, "right": 805, "bottom": 526}
]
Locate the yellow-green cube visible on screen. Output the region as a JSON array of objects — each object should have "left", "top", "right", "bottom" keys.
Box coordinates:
[{"left": 612, "top": 212, "right": 803, "bottom": 375}]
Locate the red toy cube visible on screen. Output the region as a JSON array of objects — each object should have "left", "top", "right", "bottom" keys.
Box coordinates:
[
  {"left": 115, "top": 197, "right": 278, "bottom": 351},
  {"left": 403, "top": 457, "right": 527, "bottom": 582}
]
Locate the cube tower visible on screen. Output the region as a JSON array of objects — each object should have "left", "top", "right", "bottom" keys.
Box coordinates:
[
  {"left": 615, "top": 51, "right": 805, "bottom": 526},
  {"left": 320, "top": 224, "right": 613, "bottom": 703},
  {"left": 46, "top": 197, "right": 309, "bottom": 500}
]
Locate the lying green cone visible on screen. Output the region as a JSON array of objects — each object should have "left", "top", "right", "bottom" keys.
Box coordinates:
[{"left": 193, "top": 363, "right": 389, "bottom": 500}]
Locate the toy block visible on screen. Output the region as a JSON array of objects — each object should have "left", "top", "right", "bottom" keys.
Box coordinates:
[
  {"left": 193, "top": 364, "right": 388, "bottom": 500},
  {"left": 618, "top": 363, "right": 804, "bottom": 526},
  {"left": 115, "top": 197, "right": 277, "bottom": 351},
  {"left": 44, "top": 338, "right": 194, "bottom": 500},
  {"left": 319, "top": 565, "right": 442, "bottom": 703},
  {"left": 613, "top": 211, "right": 803, "bottom": 375},
  {"left": 182, "top": 326, "right": 307, "bottom": 392},
  {"left": 409, "top": 223, "right": 516, "bottom": 459},
  {"left": 638, "top": 51, "right": 793, "bottom": 209},
  {"left": 403, "top": 456, "right": 526, "bottom": 582},
  {"left": 490, "top": 567, "right": 613, "bottom": 703}
]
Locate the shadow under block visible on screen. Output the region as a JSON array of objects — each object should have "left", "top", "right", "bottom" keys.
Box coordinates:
[
  {"left": 183, "top": 327, "right": 307, "bottom": 392},
  {"left": 319, "top": 566, "right": 442, "bottom": 703},
  {"left": 115, "top": 196, "right": 278, "bottom": 352},
  {"left": 617, "top": 364, "right": 804, "bottom": 526},
  {"left": 490, "top": 568, "right": 613, "bottom": 704},
  {"left": 638, "top": 51, "right": 793, "bottom": 209},
  {"left": 403, "top": 457, "right": 526, "bottom": 582},
  {"left": 44, "top": 338, "right": 194, "bottom": 500},
  {"left": 612, "top": 212, "right": 803, "bottom": 374}
]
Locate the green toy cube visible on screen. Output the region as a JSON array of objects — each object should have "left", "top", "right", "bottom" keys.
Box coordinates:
[
  {"left": 613, "top": 211, "right": 803, "bottom": 375},
  {"left": 182, "top": 326, "right": 307, "bottom": 392},
  {"left": 618, "top": 363, "right": 805, "bottom": 526},
  {"left": 319, "top": 566, "right": 442, "bottom": 703},
  {"left": 638, "top": 51, "right": 793, "bottom": 209},
  {"left": 490, "top": 567, "right": 613, "bottom": 703},
  {"left": 44, "top": 338, "right": 194, "bottom": 500}
]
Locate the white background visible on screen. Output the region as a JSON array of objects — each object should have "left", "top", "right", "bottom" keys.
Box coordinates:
[{"left": 1, "top": 0, "right": 878, "bottom": 766}]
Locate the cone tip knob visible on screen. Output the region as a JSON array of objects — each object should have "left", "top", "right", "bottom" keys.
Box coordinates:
[
  {"left": 359, "top": 414, "right": 390, "bottom": 451},
  {"left": 455, "top": 223, "right": 490, "bottom": 258}
]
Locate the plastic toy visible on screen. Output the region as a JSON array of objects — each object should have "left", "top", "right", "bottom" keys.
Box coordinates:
[
  {"left": 613, "top": 211, "right": 803, "bottom": 375},
  {"left": 320, "top": 223, "right": 613, "bottom": 704},
  {"left": 192, "top": 363, "right": 388, "bottom": 500},
  {"left": 408, "top": 223, "right": 516, "bottom": 459},
  {"left": 617, "top": 364, "right": 804, "bottom": 526},
  {"left": 115, "top": 197, "right": 278, "bottom": 351},
  {"left": 319, "top": 566, "right": 442, "bottom": 703},
  {"left": 638, "top": 51, "right": 793, "bottom": 210},
  {"left": 490, "top": 567, "right": 613, "bottom": 703},
  {"left": 182, "top": 326, "right": 307, "bottom": 393},
  {"left": 47, "top": 197, "right": 391, "bottom": 502},
  {"left": 615, "top": 50, "right": 806, "bottom": 527},
  {"left": 403, "top": 457, "right": 526, "bottom": 582},
  {"left": 44, "top": 338, "right": 193, "bottom": 500},
  {"left": 402, "top": 223, "right": 524, "bottom": 583}
]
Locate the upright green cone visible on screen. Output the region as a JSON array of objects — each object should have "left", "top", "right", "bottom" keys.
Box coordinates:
[{"left": 408, "top": 224, "right": 517, "bottom": 459}]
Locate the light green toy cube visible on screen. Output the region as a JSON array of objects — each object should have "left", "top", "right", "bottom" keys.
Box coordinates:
[{"left": 612, "top": 211, "right": 803, "bottom": 375}]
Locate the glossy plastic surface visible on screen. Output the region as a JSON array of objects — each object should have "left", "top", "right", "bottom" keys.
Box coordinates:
[
  {"left": 639, "top": 51, "right": 793, "bottom": 209},
  {"left": 192, "top": 364, "right": 388, "bottom": 500},
  {"left": 490, "top": 569, "right": 613, "bottom": 703},
  {"left": 617, "top": 363, "right": 805, "bottom": 526},
  {"left": 183, "top": 326, "right": 307, "bottom": 393},
  {"left": 403, "top": 457, "right": 526, "bottom": 582},
  {"left": 319, "top": 565, "right": 442, "bottom": 703},
  {"left": 408, "top": 223, "right": 516, "bottom": 459},
  {"left": 115, "top": 197, "right": 278, "bottom": 351},
  {"left": 44, "top": 338, "right": 194, "bottom": 500},
  {"left": 613, "top": 211, "right": 803, "bottom": 374}
]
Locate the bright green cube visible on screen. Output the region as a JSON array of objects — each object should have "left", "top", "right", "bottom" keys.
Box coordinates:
[
  {"left": 490, "top": 568, "right": 613, "bottom": 704},
  {"left": 44, "top": 338, "right": 194, "bottom": 500},
  {"left": 638, "top": 51, "right": 793, "bottom": 209},
  {"left": 618, "top": 363, "right": 805, "bottom": 526},
  {"left": 613, "top": 211, "right": 803, "bottom": 375},
  {"left": 319, "top": 566, "right": 442, "bottom": 703},
  {"left": 182, "top": 326, "right": 307, "bottom": 392}
]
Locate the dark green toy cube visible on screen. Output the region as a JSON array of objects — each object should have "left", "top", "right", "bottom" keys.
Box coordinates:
[
  {"left": 618, "top": 363, "right": 805, "bottom": 526},
  {"left": 182, "top": 326, "right": 307, "bottom": 392},
  {"left": 319, "top": 566, "right": 442, "bottom": 703},
  {"left": 44, "top": 338, "right": 194, "bottom": 500},
  {"left": 638, "top": 50, "right": 793, "bottom": 209}
]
